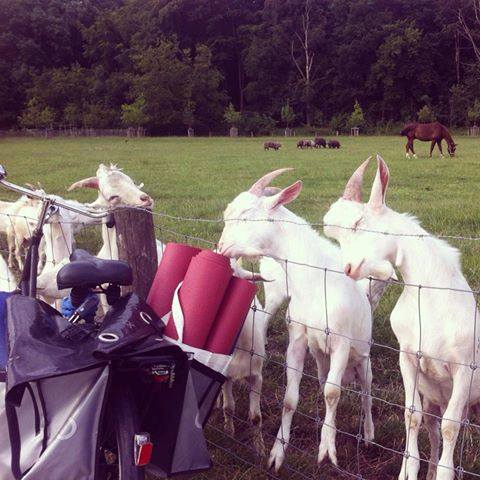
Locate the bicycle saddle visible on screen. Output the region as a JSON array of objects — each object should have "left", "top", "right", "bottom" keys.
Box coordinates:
[{"left": 57, "top": 249, "right": 133, "bottom": 290}]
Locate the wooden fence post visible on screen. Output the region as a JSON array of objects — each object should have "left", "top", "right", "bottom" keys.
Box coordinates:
[{"left": 114, "top": 208, "right": 158, "bottom": 299}]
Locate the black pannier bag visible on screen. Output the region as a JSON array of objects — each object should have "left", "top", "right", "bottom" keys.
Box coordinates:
[{"left": 0, "top": 294, "right": 224, "bottom": 479}]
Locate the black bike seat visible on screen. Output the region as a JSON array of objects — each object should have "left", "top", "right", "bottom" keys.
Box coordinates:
[{"left": 57, "top": 249, "right": 133, "bottom": 289}]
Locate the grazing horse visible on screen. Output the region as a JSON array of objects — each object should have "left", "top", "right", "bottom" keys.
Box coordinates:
[{"left": 400, "top": 122, "right": 457, "bottom": 158}]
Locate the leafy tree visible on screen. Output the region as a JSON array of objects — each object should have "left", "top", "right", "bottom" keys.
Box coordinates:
[
  {"left": 121, "top": 96, "right": 149, "bottom": 133},
  {"left": 449, "top": 84, "right": 470, "bottom": 127},
  {"left": 0, "top": 0, "right": 479, "bottom": 132},
  {"left": 82, "top": 104, "right": 118, "bottom": 129},
  {"left": 281, "top": 101, "right": 296, "bottom": 128},
  {"left": 131, "top": 40, "right": 224, "bottom": 133},
  {"left": 131, "top": 40, "right": 190, "bottom": 132},
  {"left": 188, "top": 44, "right": 227, "bottom": 132},
  {"left": 368, "top": 23, "right": 425, "bottom": 121},
  {"left": 183, "top": 101, "right": 196, "bottom": 129},
  {"left": 241, "top": 112, "right": 276, "bottom": 135},
  {"left": 329, "top": 112, "right": 348, "bottom": 133},
  {"left": 224, "top": 103, "right": 242, "bottom": 127},
  {"left": 347, "top": 100, "right": 365, "bottom": 128},
  {"left": 18, "top": 98, "right": 54, "bottom": 128},
  {"left": 63, "top": 104, "right": 82, "bottom": 127},
  {"left": 417, "top": 105, "right": 436, "bottom": 123},
  {"left": 468, "top": 99, "right": 480, "bottom": 125}
]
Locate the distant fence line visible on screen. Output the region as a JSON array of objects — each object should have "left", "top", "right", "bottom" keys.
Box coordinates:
[
  {"left": 0, "top": 127, "right": 477, "bottom": 138},
  {"left": 0, "top": 127, "right": 146, "bottom": 138}
]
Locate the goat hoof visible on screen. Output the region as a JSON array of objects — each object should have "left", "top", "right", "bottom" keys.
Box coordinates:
[
  {"left": 435, "top": 470, "right": 455, "bottom": 480},
  {"left": 318, "top": 441, "right": 337, "bottom": 466},
  {"left": 268, "top": 441, "right": 285, "bottom": 472},
  {"left": 363, "top": 422, "right": 375, "bottom": 445},
  {"left": 398, "top": 461, "right": 420, "bottom": 480},
  {"left": 317, "top": 444, "right": 328, "bottom": 465}
]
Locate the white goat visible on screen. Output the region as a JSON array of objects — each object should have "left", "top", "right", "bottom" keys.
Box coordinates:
[
  {"left": 0, "top": 254, "right": 16, "bottom": 292},
  {"left": 35, "top": 164, "right": 153, "bottom": 303},
  {"left": 36, "top": 209, "right": 75, "bottom": 303},
  {"left": 0, "top": 200, "right": 14, "bottom": 233},
  {"left": 217, "top": 260, "right": 269, "bottom": 455},
  {"left": 68, "top": 164, "right": 153, "bottom": 311},
  {"left": 218, "top": 169, "right": 374, "bottom": 470},
  {"left": 323, "top": 155, "right": 480, "bottom": 480},
  {"left": 4, "top": 194, "right": 44, "bottom": 270},
  {"left": 68, "top": 163, "right": 154, "bottom": 259}
]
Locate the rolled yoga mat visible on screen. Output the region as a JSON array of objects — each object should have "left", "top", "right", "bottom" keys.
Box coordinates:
[
  {"left": 147, "top": 243, "right": 202, "bottom": 338},
  {"left": 204, "top": 277, "right": 257, "bottom": 355},
  {"left": 168, "top": 250, "right": 233, "bottom": 347}
]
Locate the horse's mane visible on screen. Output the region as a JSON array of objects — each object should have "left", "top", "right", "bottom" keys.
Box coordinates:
[{"left": 440, "top": 124, "right": 455, "bottom": 145}]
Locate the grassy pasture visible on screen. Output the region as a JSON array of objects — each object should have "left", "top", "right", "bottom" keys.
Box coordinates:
[{"left": 0, "top": 135, "right": 480, "bottom": 479}]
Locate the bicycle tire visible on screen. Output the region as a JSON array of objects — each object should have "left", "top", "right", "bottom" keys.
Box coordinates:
[{"left": 95, "top": 381, "right": 145, "bottom": 480}]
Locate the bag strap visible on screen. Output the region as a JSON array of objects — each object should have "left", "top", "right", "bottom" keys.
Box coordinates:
[
  {"left": 25, "top": 384, "right": 40, "bottom": 435},
  {"left": 6, "top": 382, "right": 49, "bottom": 479},
  {"left": 5, "top": 400, "right": 22, "bottom": 479},
  {"left": 36, "top": 382, "right": 48, "bottom": 454}
]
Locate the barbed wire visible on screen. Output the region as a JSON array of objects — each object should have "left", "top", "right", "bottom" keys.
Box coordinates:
[
  {"left": 1, "top": 204, "right": 480, "bottom": 243},
  {"left": 121, "top": 205, "right": 480, "bottom": 243}
]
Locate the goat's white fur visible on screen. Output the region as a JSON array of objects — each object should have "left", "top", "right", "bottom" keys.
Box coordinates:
[
  {"left": 2, "top": 195, "right": 44, "bottom": 270},
  {"left": 218, "top": 170, "right": 374, "bottom": 470},
  {"left": 67, "top": 164, "right": 153, "bottom": 313},
  {"left": 324, "top": 155, "right": 480, "bottom": 480},
  {"left": 0, "top": 254, "right": 16, "bottom": 292}
]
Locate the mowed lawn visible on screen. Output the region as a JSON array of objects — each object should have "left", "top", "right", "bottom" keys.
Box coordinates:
[{"left": 1, "top": 135, "right": 480, "bottom": 479}]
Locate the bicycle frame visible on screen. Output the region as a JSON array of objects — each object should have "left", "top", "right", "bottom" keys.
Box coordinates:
[{"left": 0, "top": 165, "right": 110, "bottom": 298}]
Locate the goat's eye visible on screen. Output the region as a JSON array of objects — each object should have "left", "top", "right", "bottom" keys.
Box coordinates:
[{"left": 108, "top": 195, "right": 120, "bottom": 202}]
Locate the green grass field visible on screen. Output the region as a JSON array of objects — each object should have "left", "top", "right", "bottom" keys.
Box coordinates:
[{"left": 1, "top": 135, "right": 479, "bottom": 479}]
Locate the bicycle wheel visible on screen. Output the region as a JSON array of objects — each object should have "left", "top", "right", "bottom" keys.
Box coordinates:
[{"left": 95, "top": 383, "right": 145, "bottom": 480}]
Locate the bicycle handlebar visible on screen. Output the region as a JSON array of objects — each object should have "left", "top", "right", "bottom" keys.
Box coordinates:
[{"left": 0, "top": 165, "right": 110, "bottom": 219}]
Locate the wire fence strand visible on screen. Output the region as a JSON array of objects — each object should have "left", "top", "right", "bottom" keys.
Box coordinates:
[{"left": 0, "top": 203, "right": 479, "bottom": 479}]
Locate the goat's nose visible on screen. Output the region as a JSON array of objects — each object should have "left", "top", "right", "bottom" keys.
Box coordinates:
[{"left": 344, "top": 263, "right": 352, "bottom": 276}]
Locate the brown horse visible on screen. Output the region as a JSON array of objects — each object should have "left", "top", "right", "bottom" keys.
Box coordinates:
[{"left": 400, "top": 122, "right": 457, "bottom": 158}]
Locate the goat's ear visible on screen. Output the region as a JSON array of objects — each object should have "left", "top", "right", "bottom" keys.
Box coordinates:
[
  {"left": 67, "top": 177, "right": 100, "bottom": 191},
  {"left": 266, "top": 180, "right": 303, "bottom": 211},
  {"left": 367, "top": 155, "right": 389, "bottom": 212},
  {"left": 343, "top": 156, "right": 371, "bottom": 202},
  {"left": 263, "top": 186, "right": 282, "bottom": 197}
]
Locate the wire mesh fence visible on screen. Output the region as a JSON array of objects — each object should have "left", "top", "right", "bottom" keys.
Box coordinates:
[{"left": 0, "top": 201, "right": 479, "bottom": 479}]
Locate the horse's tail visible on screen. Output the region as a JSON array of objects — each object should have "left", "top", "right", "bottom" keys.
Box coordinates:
[{"left": 400, "top": 125, "right": 412, "bottom": 136}]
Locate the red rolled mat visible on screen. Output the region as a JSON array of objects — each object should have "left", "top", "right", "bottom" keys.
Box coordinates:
[
  {"left": 170, "top": 250, "right": 233, "bottom": 348},
  {"left": 147, "top": 243, "right": 202, "bottom": 338},
  {"left": 204, "top": 277, "right": 257, "bottom": 355}
]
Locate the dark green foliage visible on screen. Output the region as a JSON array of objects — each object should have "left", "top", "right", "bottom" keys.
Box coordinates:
[
  {"left": 0, "top": 0, "right": 479, "bottom": 131},
  {"left": 417, "top": 105, "right": 436, "bottom": 123}
]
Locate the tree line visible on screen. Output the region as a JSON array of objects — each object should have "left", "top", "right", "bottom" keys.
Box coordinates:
[{"left": 1, "top": 0, "right": 480, "bottom": 135}]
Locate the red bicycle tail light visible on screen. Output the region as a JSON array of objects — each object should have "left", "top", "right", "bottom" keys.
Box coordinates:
[{"left": 134, "top": 433, "right": 153, "bottom": 466}]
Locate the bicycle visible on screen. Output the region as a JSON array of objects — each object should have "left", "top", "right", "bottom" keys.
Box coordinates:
[{"left": 0, "top": 166, "right": 179, "bottom": 480}]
